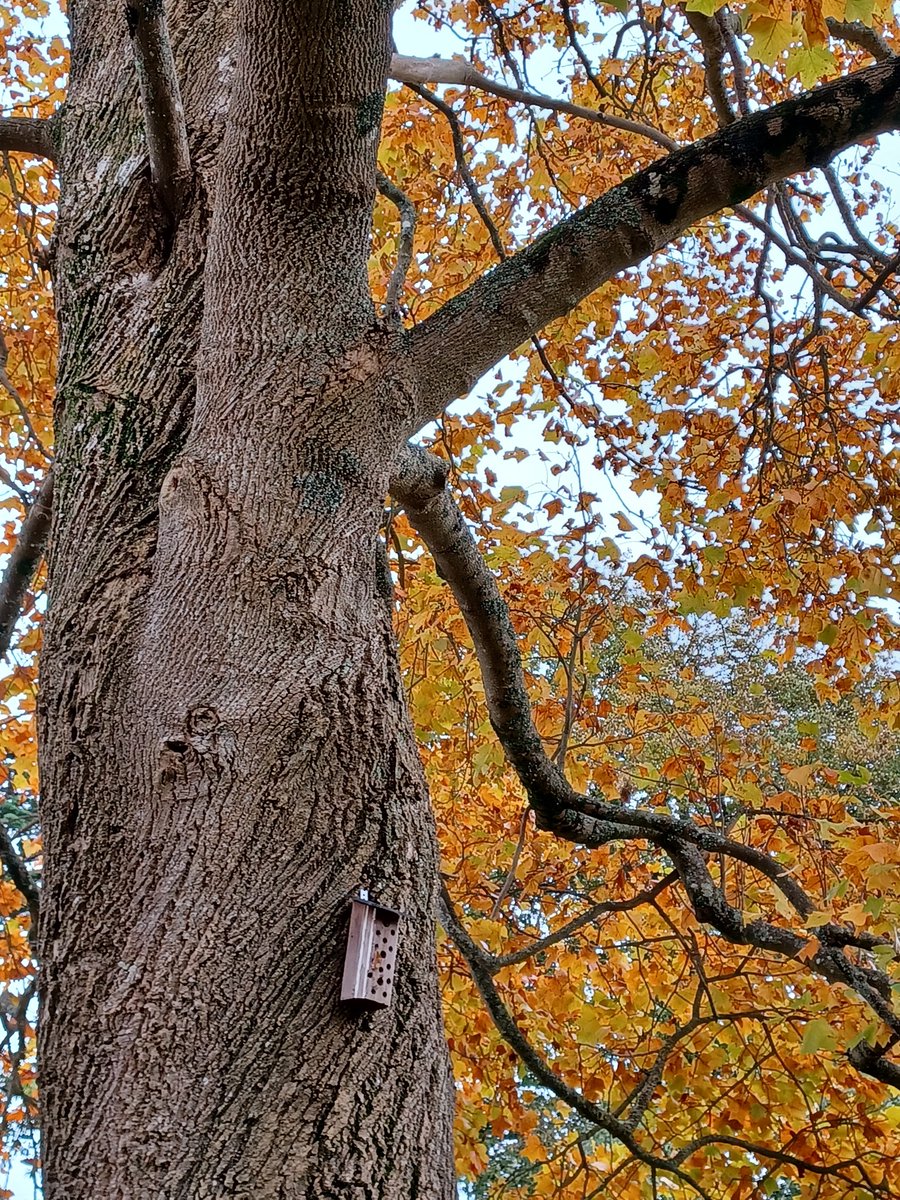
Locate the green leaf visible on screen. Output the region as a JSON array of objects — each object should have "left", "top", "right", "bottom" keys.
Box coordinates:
[
  {"left": 845, "top": 0, "right": 875, "bottom": 23},
  {"left": 785, "top": 44, "right": 836, "bottom": 87},
  {"left": 749, "top": 16, "right": 794, "bottom": 64},
  {"left": 806, "top": 911, "right": 831, "bottom": 928},
  {"left": 848, "top": 1023, "right": 878, "bottom": 1050},
  {"left": 799, "top": 1019, "right": 839, "bottom": 1054}
]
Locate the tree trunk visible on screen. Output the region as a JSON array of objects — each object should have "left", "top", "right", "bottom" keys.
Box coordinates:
[{"left": 37, "top": 0, "right": 455, "bottom": 1195}]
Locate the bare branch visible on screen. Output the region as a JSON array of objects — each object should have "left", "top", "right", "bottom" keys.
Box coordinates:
[
  {"left": 683, "top": 7, "right": 736, "bottom": 126},
  {"left": 733, "top": 202, "right": 864, "bottom": 313},
  {"left": 391, "top": 53, "right": 674, "bottom": 150},
  {"left": 376, "top": 171, "right": 416, "bottom": 320},
  {"left": 407, "top": 57, "right": 900, "bottom": 428},
  {"left": 0, "top": 472, "right": 53, "bottom": 660},
  {"left": 0, "top": 823, "right": 39, "bottom": 934},
  {"left": 489, "top": 806, "right": 529, "bottom": 919},
  {"left": 0, "top": 329, "right": 50, "bottom": 458},
  {"left": 126, "top": 0, "right": 191, "bottom": 222},
  {"left": 392, "top": 445, "right": 900, "bottom": 1086},
  {"left": 391, "top": 444, "right": 569, "bottom": 819},
  {"left": 561, "top": 0, "right": 607, "bottom": 103},
  {"left": 408, "top": 83, "right": 507, "bottom": 258},
  {"left": 853, "top": 243, "right": 900, "bottom": 310},
  {"left": 0, "top": 116, "right": 57, "bottom": 162},
  {"left": 823, "top": 164, "right": 890, "bottom": 265},
  {"left": 720, "top": 10, "right": 751, "bottom": 116},
  {"left": 826, "top": 18, "right": 894, "bottom": 61}
]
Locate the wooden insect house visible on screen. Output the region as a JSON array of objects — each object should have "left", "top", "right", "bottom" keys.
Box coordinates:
[{"left": 340, "top": 890, "right": 401, "bottom": 1010}]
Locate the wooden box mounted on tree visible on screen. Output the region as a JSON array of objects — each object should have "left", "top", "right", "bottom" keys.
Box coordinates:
[{"left": 340, "top": 891, "right": 401, "bottom": 1010}]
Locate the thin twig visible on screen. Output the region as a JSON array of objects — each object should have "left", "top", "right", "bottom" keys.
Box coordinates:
[
  {"left": 0, "top": 329, "right": 49, "bottom": 459},
  {"left": 489, "top": 806, "right": 530, "bottom": 920},
  {"left": 493, "top": 871, "right": 677, "bottom": 969},
  {"left": 409, "top": 82, "right": 507, "bottom": 257},
  {"left": 853, "top": 243, "right": 900, "bottom": 310}
]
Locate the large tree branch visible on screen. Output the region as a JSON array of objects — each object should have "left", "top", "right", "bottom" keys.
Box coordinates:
[
  {"left": 0, "top": 116, "right": 58, "bottom": 162},
  {"left": 126, "top": 0, "right": 191, "bottom": 222},
  {"left": 392, "top": 445, "right": 900, "bottom": 1086},
  {"left": 405, "top": 57, "right": 900, "bottom": 428},
  {"left": 0, "top": 474, "right": 48, "bottom": 937},
  {"left": 390, "top": 449, "right": 845, "bottom": 929}
]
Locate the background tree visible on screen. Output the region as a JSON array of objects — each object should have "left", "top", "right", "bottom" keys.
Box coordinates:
[{"left": 0, "top": 0, "right": 899, "bottom": 1196}]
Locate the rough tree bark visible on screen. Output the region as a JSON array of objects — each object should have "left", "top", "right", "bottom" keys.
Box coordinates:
[
  {"left": 8, "top": 0, "right": 897, "bottom": 1193},
  {"left": 38, "top": 0, "right": 453, "bottom": 1196}
]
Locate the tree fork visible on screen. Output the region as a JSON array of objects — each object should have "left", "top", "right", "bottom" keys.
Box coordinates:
[{"left": 40, "top": 0, "right": 454, "bottom": 1195}]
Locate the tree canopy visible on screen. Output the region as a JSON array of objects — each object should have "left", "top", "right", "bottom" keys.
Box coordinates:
[{"left": 1, "top": 0, "right": 900, "bottom": 1196}]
